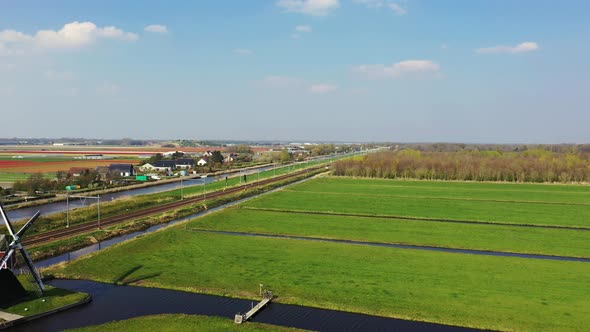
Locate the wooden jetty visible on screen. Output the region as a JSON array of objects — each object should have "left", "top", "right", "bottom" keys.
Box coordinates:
[{"left": 234, "top": 291, "right": 273, "bottom": 324}]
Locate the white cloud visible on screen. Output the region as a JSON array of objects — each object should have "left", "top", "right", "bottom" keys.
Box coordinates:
[
  {"left": 144, "top": 24, "right": 168, "bottom": 34},
  {"left": 0, "top": 30, "right": 34, "bottom": 43},
  {"left": 353, "top": 0, "right": 407, "bottom": 14},
  {"left": 45, "top": 69, "right": 75, "bottom": 81},
  {"left": 96, "top": 26, "right": 139, "bottom": 40},
  {"left": 0, "top": 21, "right": 138, "bottom": 52},
  {"left": 354, "top": 60, "right": 440, "bottom": 79},
  {"left": 277, "top": 0, "right": 340, "bottom": 16},
  {"left": 291, "top": 33, "right": 301, "bottom": 39},
  {"left": 295, "top": 25, "right": 313, "bottom": 32},
  {"left": 233, "top": 48, "right": 254, "bottom": 55},
  {"left": 441, "top": 43, "right": 449, "bottom": 50},
  {"left": 309, "top": 83, "right": 337, "bottom": 94},
  {"left": 388, "top": 3, "right": 407, "bottom": 15},
  {"left": 476, "top": 41, "right": 539, "bottom": 54}
]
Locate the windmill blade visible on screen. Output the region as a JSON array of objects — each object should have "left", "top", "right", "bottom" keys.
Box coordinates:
[
  {"left": 19, "top": 247, "right": 45, "bottom": 293},
  {"left": 0, "top": 247, "right": 16, "bottom": 268},
  {"left": 0, "top": 203, "right": 16, "bottom": 238},
  {"left": 16, "top": 211, "right": 41, "bottom": 239}
]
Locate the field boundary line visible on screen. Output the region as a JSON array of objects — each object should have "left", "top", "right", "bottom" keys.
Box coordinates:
[
  {"left": 283, "top": 189, "right": 590, "bottom": 206},
  {"left": 242, "top": 207, "right": 590, "bottom": 231},
  {"left": 188, "top": 229, "right": 590, "bottom": 262}
]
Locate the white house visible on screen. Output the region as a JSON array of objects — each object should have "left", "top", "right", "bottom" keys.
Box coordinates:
[
  {"left": 139, "top": 163, "right": 157, "bottom": 172},
  {"left": 197, "top": 158, "right": 208, "bottom": 166}
]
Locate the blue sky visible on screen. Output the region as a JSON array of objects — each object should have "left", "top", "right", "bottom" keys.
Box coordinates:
[{"left": 1, "top": 0, "right": 589, "bottom": 143}]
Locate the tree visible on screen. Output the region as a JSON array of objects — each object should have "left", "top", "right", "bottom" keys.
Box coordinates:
[
  {"left": 210, "top": 150, "right": 224, "bottom": 164},
  {"left": 280, "top": 149, "right": 292, "bottom": 163}
]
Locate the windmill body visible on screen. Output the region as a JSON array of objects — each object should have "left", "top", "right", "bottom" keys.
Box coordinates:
[{"left": 0, "top": 202, "right": 45, "bottom": 299}]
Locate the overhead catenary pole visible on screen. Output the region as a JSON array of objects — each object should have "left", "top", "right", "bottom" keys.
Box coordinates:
[
  {"left": 97, "top": 195, "right": 101, "bottom": 229},
  {"left": 66, "top": 193, "right": 70, "bottom": 228}
]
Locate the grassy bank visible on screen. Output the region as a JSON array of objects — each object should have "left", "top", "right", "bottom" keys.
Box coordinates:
[
  {"left": 70, "top": 314, "right": 304, "bottom": 331},
  {"left": 2, "top": 276, "right": 89, "bottom": 317}
]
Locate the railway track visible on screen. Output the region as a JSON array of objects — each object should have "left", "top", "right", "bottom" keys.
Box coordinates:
[{"left": 22, "top": 166, "right": 324, "bottom": 247}]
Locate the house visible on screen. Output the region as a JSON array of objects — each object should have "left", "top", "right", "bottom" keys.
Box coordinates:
[
  {"left": 223, "top": 153, "right": 238, "bottom": 163},
  {"left": 202, "top": 151, "right": 213, "bottom": 157},
  {"left": 175, "top": 158, "right": 195, "bottom": 169},
  {"left": 139, "top": 163, "right": 157, "bottom": 172},
  {"left": 197, "top": 158, "right": 208, "bottom": 166},
  {"left": 109, "top": 164, "right": 136, "bottom": 177},
  {"left": 152, "top": 160, "right": 177, "bottom": 172},
  {"left": 68, "top": 167, "right": 90, "bottom": 177}
]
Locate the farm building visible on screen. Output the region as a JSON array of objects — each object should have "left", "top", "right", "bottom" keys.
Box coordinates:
[{"left": 109, "top": 164, "right": 136, "bottom": 177}]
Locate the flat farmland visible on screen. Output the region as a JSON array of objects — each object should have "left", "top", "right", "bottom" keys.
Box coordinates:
[
  {"left": 52, "top": 230, "right": 590, "bottom": 332},
  {"left": 244, "top": 177, "right": 590, "bottom": 228},
  {"left": 189, "top": 208, "right": 590, "bottom": 258},
  {"left": 51, "top": 175, "right": 590, "bottom": 331},
  {"left": 0, "top": 158, "right": 140, "bottom": 173}
]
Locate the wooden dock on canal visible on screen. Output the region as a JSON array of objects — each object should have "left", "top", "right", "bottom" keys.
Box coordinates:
[{"left": 235, "top": 291, "right": 273, "bottom": 324}]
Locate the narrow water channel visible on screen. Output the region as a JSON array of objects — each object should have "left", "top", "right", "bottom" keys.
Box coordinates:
[{"left": 13, "top": 279, "right": 484, "bottom": 332}]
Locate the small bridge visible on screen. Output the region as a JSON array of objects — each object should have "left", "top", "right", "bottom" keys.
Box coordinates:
[{"left": 234, "top": 290, "right": 273, "bottom": 324}]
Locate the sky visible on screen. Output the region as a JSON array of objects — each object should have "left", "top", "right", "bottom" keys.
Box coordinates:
[{"left": 0, "top": 0, "right": 589, "bottom": 143}]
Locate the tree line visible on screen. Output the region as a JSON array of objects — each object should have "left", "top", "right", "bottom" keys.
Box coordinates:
[{"left": 331, "top": 149, "right": 590, "bottom": 183}]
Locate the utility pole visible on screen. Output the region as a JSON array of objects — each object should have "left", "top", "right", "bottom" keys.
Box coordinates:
[
  {"left": 66, "top": 193, "right": 70, "bottom": 228},
  {"left": 97, "top": 195, "right": 101, "bottom": 229}
]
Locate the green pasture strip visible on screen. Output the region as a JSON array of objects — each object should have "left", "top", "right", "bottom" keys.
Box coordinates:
[
  {"left": 293, "top": 177, "right": 590, "bottom": 204},
  {"left": 188, "top": 208, "right": 590, "bottom": 258},
  {"left": 3, "top": 276, "right": 89, "bottom": 317},
  {"left": 70, "top": 314, "right": 305, "bottom": 332},
  {"left": 243, "top": 188, "right": 590, "bottom": 228},
  {"left": 323, "top": 176, "right": 590, "bottom": 193},
  {"left": 51, "top": 230, "right": 590, "bottom": 332}
]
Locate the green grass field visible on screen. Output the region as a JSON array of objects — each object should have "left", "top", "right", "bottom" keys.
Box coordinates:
[
  {"left": 51, "top": 230, "right": 590, "bottom": 332},
  {"left": 189, "top": 207, "right": 590, "bottom": 258},
  {"left": 70, "top": 314, "right": 304, "bottom": 331},
  {"left": 49, "top": 176, "right": 590, "bottom": 331},
  {"left": 243, "top": 178, "right": 590, "bottom": 228},
  {"left": 291, "top": 177, "right": 590, "bottom": 203}
]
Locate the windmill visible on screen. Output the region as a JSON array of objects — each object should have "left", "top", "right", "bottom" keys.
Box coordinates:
[{"left": 0, "top": 202, "right": 45, "bottom": 294}]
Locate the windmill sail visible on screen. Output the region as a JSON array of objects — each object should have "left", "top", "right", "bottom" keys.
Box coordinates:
[{"left": 0, "top": 202, "right": 45, "bottom": 294}]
